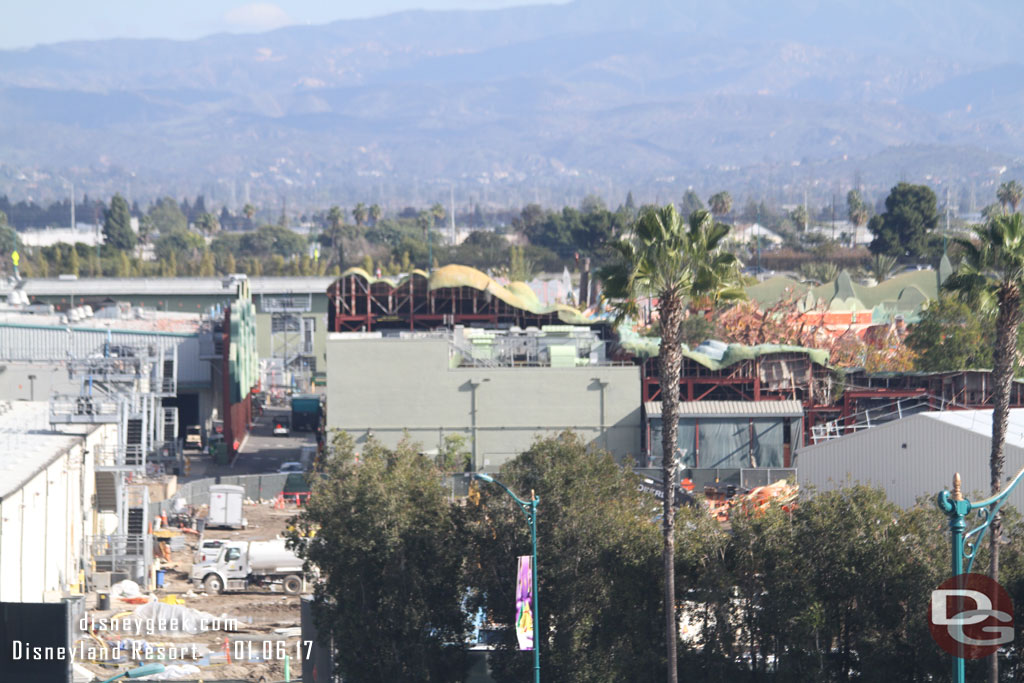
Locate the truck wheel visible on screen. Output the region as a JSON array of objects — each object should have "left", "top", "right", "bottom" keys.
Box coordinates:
[
  {"left": 283, "top": 575, "right": 302, "bottom": 595},
  {"left": 204, "top": 574, "right": 224, "bottom": 594}
]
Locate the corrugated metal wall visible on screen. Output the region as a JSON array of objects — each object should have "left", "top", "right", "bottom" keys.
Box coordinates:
[
  {"left": 0, "top": 324, "right": 210, "bottom": 386},
  {"left": 796, "top": 414, "right": 1024, "bottom": 509}
]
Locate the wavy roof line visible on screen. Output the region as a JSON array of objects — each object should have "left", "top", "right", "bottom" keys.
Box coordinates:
[{"left": 338, "top": 264, "right": 592, "bottom": 324}]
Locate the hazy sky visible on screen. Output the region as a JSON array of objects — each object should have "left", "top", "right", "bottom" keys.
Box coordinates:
[{"left": 0, "top": 1, "right": 566, "bottom": 49}]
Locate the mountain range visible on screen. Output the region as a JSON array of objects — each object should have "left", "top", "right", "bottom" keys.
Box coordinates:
[{"left": 1, "top": 0, "right": 1023, "bottom": 209}]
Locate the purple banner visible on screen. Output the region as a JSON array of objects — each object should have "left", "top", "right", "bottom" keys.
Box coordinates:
[{"left": 515, "top": 555, "right": 534, "bottom": 650}]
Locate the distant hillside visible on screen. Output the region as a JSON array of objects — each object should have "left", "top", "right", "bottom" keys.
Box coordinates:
[{"left": 1, "top": 0, "right": 1023, "bottom": 207}]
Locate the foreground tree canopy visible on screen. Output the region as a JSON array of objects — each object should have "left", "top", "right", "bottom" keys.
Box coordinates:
[{"left": 290, "top": 430, "right": 1024, "bottom": 682}]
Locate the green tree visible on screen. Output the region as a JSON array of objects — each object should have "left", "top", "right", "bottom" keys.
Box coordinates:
[
  {"left": 945, "top": 212, "right": 1024, "bottom": 679},
  {"left": 907, "top": 294, "right": 996, "bottom": 371},
  {"left": 224, "top": 252, "right": 237, "bottom": 275},
  {"left": 155, "top": 229, "right": 204, "bottom": 262},
  {"left": 198, "top": 249, "right": 215, "bottom": 276},
  {"left": 116, "top": 251, "right": 130, "bottom": 277},
  {"left": 148, "top": 197, "right": 188, "bottom": 234},
  {"left": 430, "top": 202, "right": 446, "bottom": 227},
  {"left": 508, "top": 245, "right": 534, "bottom": 282},
  {"left": 0, "top": 220, "right": 21, "bottom": 267},
  {"left": 289, "top": 433, "right": 469, "bottom": 682},
  {"left": 600, "top": 206, "right": 742, "bottom": 683},
  {"left": 680, "top": 189, "right": 704, "bottom": 216},
  {"left": 868, "top": 253, "right": 897, "bottom": 283},
  {"left": 465, "top": 433, "right": 664, "bottom": 683},
  {"left": 983, "top": 203, "right": 1005, "bottom": 222},
  {"left": 67, "top": 246, "right": 80, "bottom": 276},
  {"left": 194, "top": 211, "right": 219, "bottom": 235},
  {"left": 790, "top": 204, "right": 809, "bottom": 232},
  {"left": 369, "top": 203, "right": 382, "bottom": 226},
  {"left": 352, "top": 202, "right": 368, "bottom": 227},
  {"left": 239, "top": 225, "right": 306, "bottom": 259},
  {"left": 103, "top": 194, "right": 136, "bottom": 252},
  {"left": 998, "top": 180, "right": 1024, "bottom": 214},
  {"left": 242, "top": 203, "right": 256, "bottom": 228},
  {"left": 868, "top": 183, "right": 939, "bottom": 258},
  {"left": 708, "top": 191, "right": 733, "bottom": 220}
]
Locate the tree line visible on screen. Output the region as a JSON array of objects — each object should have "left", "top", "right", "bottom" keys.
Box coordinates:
[{"left": 290, "top": 430, "right": 1024, "bottom": 683}]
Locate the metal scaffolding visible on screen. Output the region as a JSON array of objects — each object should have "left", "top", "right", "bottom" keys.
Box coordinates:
[{"left": 48, "top": 337, "right": 180, "bottom": 586}]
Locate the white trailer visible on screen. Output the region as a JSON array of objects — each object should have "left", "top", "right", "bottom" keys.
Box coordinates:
[
  {"left": 191, "top": 539, "right": 305, "bottom": 595},
  {"left": 207, "top": 484, "right": 246, "bottom": 529}
]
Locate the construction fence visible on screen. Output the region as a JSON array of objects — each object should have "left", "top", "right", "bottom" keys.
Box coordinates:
[{"left": 149, "top": 473, "right": 291, "bottom": 518}]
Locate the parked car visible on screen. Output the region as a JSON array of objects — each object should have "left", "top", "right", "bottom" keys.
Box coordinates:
[
  {"left": 278, "top": 461, "right": 304, "bottom": 474},
  {"left": 273, "top": 420, "right": 291, "bottom": 436}
]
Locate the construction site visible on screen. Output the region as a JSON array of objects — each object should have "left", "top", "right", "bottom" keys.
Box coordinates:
[{"left": 3, "top": 263, "right": 1023, "bottom": 681}]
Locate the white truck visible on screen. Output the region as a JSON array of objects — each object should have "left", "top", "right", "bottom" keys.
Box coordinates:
[{"left": 191, "top": 539, "right": 305, "bottom": 595}]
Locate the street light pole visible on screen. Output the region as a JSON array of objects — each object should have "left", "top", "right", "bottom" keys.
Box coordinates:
[
  {"left": 471, "top": 472, "right": 540, "bottom": 683},
  {"left": 938, "top": 466, "right": 1024, "bottom": 683}
]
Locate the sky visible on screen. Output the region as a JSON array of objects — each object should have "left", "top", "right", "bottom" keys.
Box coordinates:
[{"left": 0, "top": 1, "right": 565, "bottom": 50}]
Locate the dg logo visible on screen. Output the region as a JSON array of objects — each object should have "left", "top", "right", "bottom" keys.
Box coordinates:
[{"left": 929, "top": 573, "right": 1015, "bottom": 659}]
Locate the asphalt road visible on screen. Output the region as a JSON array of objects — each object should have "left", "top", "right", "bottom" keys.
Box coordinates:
[{"left": 184, "top": 407, "right": 315, "bottom": 480}]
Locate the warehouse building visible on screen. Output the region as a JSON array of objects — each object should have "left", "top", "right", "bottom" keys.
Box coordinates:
[
  {"left": 0, "top": 276, "right": 333, "bottom": 383},
  {"left": 0, "top": 401, "right": 114, "bottom": 602},
  {"left": 796, "top": 409, "right": 1024, "bottom": 509},
  {"left": 326, "top": 326, "right": 641, "bottom": 469}
]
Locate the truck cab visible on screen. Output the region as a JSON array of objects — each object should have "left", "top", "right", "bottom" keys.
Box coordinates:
[{"left": 191, "top": 539, "right": 305, "bottom": 595}]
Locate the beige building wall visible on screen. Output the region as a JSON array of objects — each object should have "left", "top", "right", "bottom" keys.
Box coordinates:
[
  {"left": 326, "top": 334, "right": 642, "bottom": 470},
  {"left": 0, "top": 423, "right": 110, "bottom": 602}
]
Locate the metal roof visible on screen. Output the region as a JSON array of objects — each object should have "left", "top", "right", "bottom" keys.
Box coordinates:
[
  {"left": 3, "top": 277, "right": 335, "bottom": 298},
  {"left": 0, "top": 402, "right": 98, "bottom": 501},
  {"left": 921, "top": 409, "right": 1024, "bottom": 446},
  {"left": 644, "top": 400, "right": 805, "bottom": 418},
  {"left": 796, "top": 408, "right": 1024, "bottom": 510}
]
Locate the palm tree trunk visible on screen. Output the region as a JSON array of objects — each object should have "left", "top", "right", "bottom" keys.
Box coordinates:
[
  {"left": 988, "top": 283, "right": 1022, "bottom": 683},
  {"left": 659, "top": 291, "right": 685, "bottom": 683}
]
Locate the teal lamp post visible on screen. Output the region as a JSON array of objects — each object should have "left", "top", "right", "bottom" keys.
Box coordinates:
[
  {"left": 99, "top": 662, "right": 166, "bottom": 683},
  {"left": 471, "top": 472, "right": 540, "bottom": 683},
  {"left": 938, "top": 467, "right": 1024, "bottom": 683}
]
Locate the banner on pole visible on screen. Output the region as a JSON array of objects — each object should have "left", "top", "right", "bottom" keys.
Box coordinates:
[{"left": 515, "top": 555, "right": 534, "bottom": 651}]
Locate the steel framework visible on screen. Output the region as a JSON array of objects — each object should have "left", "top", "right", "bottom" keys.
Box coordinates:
[{"left": 328, "top": 271, "right": 577, "bottom": 331}]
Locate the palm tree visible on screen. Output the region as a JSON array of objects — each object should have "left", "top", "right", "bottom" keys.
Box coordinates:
[
  {"left": 352, "top": 203, "right": 368, "bottom": 227},
  {"left": 708, "top": 191, "right": 732, "bottom": 221},
  {"left": 868, "top": 253, "right": 897, "bottom": 283},
  {"left": 997, "top": 180, "right": 1024, "bottom": 214},
  {"left": 242, "top": 203, "right": 256, "bottom": 229},
  {"left": 600, "top": 205, "right": 742, "bottom": 683},
  {"left": 369, "top": 204, "right": 382, "bottom": 226},
  {"left": 944, "top": 212, "right": 1024, "bottom": 683},
  {"left": 430, "top": 202, "right": 446, "bottom": 227},
  {"left": 847, "top": 189, "right": 870, "bottom": 235}
]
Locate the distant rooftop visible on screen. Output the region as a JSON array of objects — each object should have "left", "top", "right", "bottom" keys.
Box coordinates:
[
  {"left": 0, "top": 276, "right": 336, "bottom": 298},
  {"left": 0, "top": 308, "right": 201, "bottom": 335},
  {"left": 0, "top": 401, "right": 97, "bottom": 501}
]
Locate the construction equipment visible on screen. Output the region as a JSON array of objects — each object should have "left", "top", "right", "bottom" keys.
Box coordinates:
[{"left": 191, "top": 539, "right": 305, "bottom": 595}]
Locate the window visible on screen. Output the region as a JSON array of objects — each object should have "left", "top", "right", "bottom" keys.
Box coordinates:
[{"left": 225, "top": 548, "right": 241, "bottom": 562}]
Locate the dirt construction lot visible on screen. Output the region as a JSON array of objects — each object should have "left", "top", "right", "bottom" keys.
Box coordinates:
[{"left": 81, "top": 503, "right": 309, "bottom": 682}]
